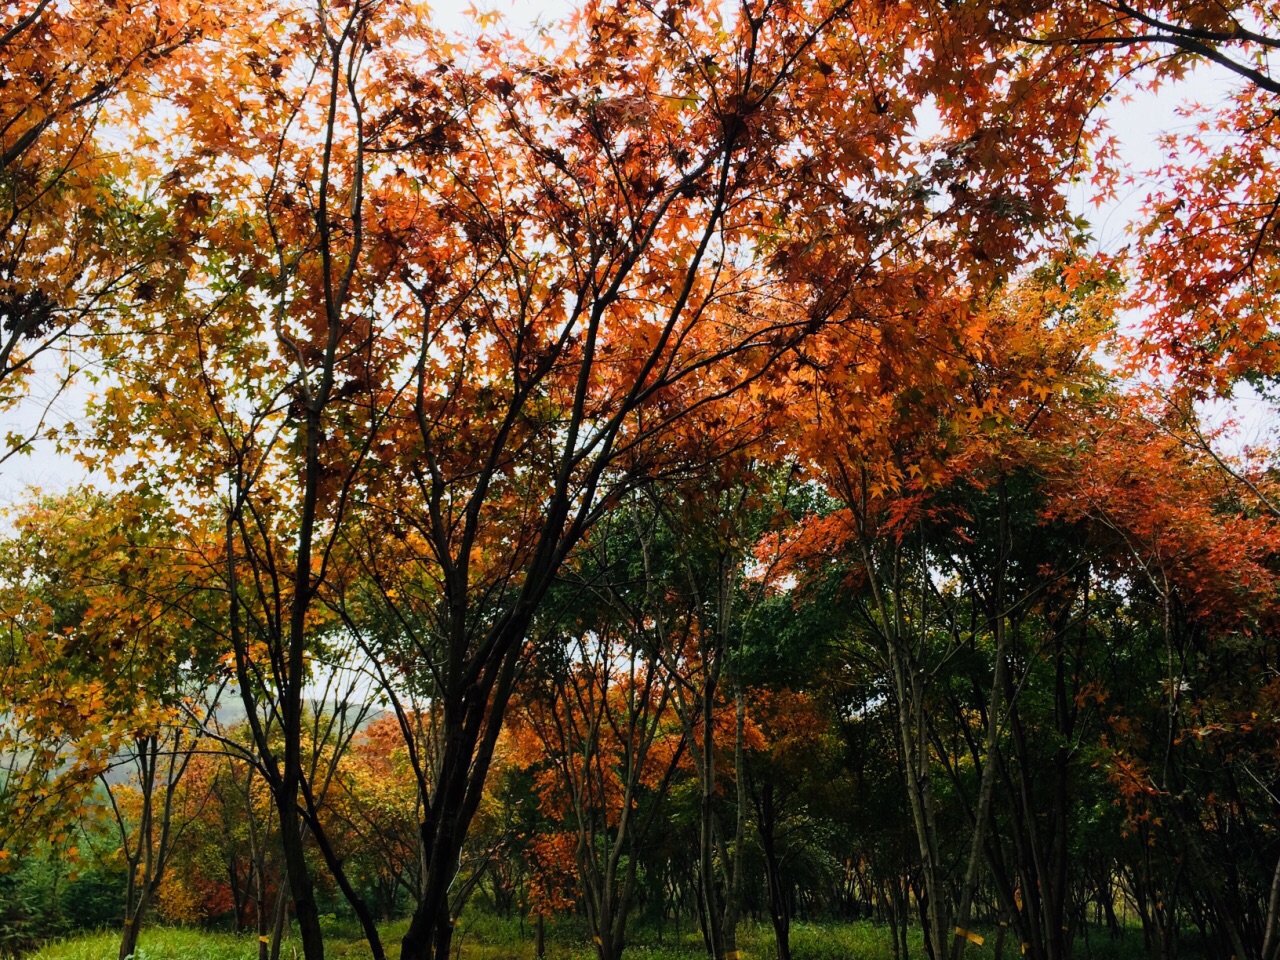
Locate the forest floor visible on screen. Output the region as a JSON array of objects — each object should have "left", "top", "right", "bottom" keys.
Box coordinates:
[{"left": 28, "top": 916, "right": 1160, "bottom": 960}]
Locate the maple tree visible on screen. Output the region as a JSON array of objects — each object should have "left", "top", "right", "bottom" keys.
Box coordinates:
[
  {"left": 325, "top": 715, "right": 425, "bottom": 921},
  {"left": 510, "top": 514, "right": 690, "bottom": 960},
  {"left": 763, "top": 255, "right": 1120, "bottom": 960},
  {"left": 1038, "top": 398, "right": 1280, "bottom": 960},
  {"left": 153, "top": 740, "right": 284, "bottom": 942},
  {"left": 82, "top": 0, "right": 438, "bottom": 952},
  {"left": 235, "top": 0, "right": 1091, "bottom": 953},
  {"left": 0, "top": 488, "right": 226, "bottom": 958},
  {"left": 647, "top": 470, "right": 784, "bottom": 960},
  {"left": 0, "top": 0, "right": 217, "bottom": 462},
  {"left": 103, "top": 717, "right": 215, "bottom": 960},
  {"left": 0, "top": 492, "right": 210, "bottom": 850},
  {"left": 953, "top": 0, "right": 1280, "bottom": 405},
  {"left": 742, "top": 687, "right": 848, "bottom": 960}
]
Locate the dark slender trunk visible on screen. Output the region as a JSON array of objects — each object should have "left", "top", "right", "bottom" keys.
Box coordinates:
[
  {"left": 758, "top": 783, "right": 791, "bottom": 960},
  {"left": 696, "top": 679, "right": 726, "bottom": 960},
  {"left": 256, "top": 870, "right": 271, "bottom": 960},
  {"left": 269, "top": 877, "right": 290, "bottom": 960},
  {"left": 400, "top": 778, "right": 463, "bottom": 960},
  {"left": 278, "top": 793, "right": 325, "bottom": 960},
  {"left": 118, "top": 917, "right": 141, "bottom": 960},
  {"left": 302, "top": 797, "right": 386, "bottom": 960},
  {"left": 885, "top": 883, "right": 901, "bottom": 960},
  {"left": 1101, "top": 876, "right": 1121, "bottom": 940},
  {"left": 229, "top": 858, "right": 247, "bottom": 933},
  {"left": 402, "top": 626, "right": 526, "bottom": 960}
]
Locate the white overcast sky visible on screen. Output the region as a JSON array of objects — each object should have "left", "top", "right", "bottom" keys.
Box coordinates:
[{"left": 1, "top": 1, "right": 1268, "bottom": 508}]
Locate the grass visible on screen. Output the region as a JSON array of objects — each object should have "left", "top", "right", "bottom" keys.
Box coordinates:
[
  {"left": 29, "top": 917, "right": 1157, "bottom": 960},
  {"left": 31, "top": 928, "right": 279, "bottom": 960}
]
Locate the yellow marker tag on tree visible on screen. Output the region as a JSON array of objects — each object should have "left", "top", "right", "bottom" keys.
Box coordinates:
[
  {"left": 955, "top": 928, "right": 984, "bottom": 946},
  {"left": 260, "top": 936, "right": 270, "bottom": 944}
]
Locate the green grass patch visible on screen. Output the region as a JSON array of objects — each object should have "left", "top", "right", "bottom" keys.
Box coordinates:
[
  {"left": 33, "top": 927, "right": 282, "bottom": 960},
  {"left": 28, "top": 918, "right": 1156, "bottom": 960}
]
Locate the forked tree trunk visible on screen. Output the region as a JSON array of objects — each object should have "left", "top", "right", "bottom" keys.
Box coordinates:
[{"left": 400, "top": 631, "right": 525, "bottom": 960}]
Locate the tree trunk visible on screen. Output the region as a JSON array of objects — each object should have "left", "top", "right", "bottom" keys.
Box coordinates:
[
  {"left": 278, "top": 795, "right": 325, "bottom": 960},
  {"left": 118, "top": 918, "right": 141, "bottom": 960},
  {"left": 401, "top": 632, "right": 525, "bottom": 960}
]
